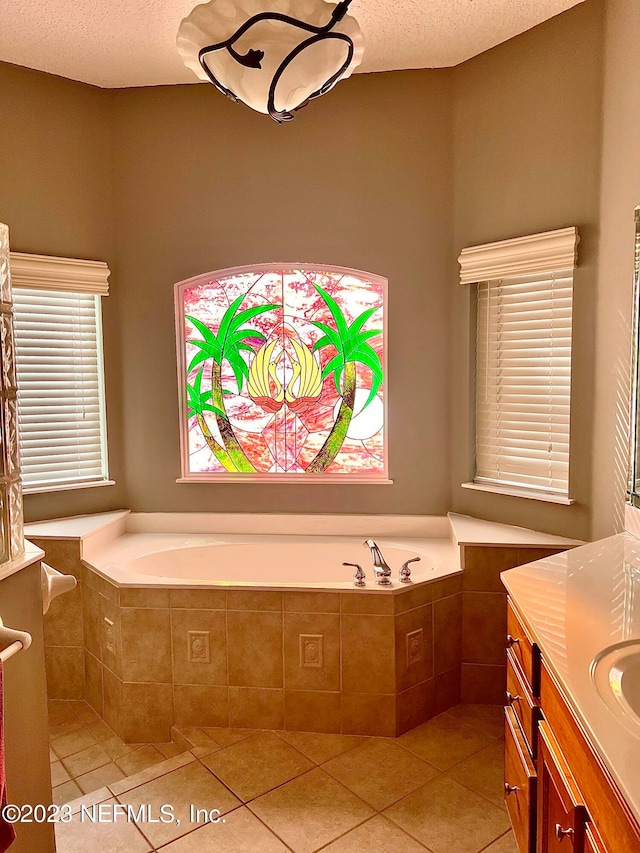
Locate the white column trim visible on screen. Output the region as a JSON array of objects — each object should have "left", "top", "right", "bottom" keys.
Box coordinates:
[
  {"left": 458, "top": 226, "right": 579, "bottom": 285},
  {"left": 9, "top": 252, "right": 110, "bottom": 295}
]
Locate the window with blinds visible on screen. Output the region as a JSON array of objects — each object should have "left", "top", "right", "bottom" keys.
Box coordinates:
[
  {"left": 12, "top": 287, "right": 109, "bottom": 492},
  {"left": 474, "top": 269, "right": 573, "bottom": 498}
]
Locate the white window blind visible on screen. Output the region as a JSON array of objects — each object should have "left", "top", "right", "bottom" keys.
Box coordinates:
[
  {"left": 475, "top": 269, "right": 573, "bottom": 498},
  {"left": 12, "top": 287, "right": 109, "bottom": 492}
]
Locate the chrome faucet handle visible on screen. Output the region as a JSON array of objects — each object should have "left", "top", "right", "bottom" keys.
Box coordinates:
[
  {"left": 344, "top": 562, "right": 366, "bottom": 587},
  {"left": 400, "top": 557, "right": 420, "bottom": 583}
]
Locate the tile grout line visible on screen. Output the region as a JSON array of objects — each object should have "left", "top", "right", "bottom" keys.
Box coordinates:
[
  {"left": 383, "top": 806, "right": 443, "bottom": 852},
  {"left": 194, "top": 745, "right": 317, "bottom": 806},
  {"left": 244, "top": 773, "right": 378, "bottom": 852},
  {"left": 280, "top": 595, "right": 285, "bottom": 730},
  {"left": 476, "top": 828, "right": 516, "bottom": 852},
  {"left": 240, "top": 803, "right": 297, "bottom": 853},
  {"left": 310, "top": 813, "right": 390, "bottom": 852},
  {"left": 169, "top": 605, "right": 177, "bottom": 736},
  {"left": 224, "top": 597, "right": 231, "bottom": 727},
  {"left": 273, "top": 728, "right": 373, "bottom": 766}
]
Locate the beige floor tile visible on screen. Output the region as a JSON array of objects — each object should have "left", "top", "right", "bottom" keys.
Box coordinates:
[
  {"left": 398, "top": 713, "right": 494, "bottom": 771},
  {"left": 116, "top": 745, "right": 166, "bottom": 776},
  {"left": 67, "top": 786, "right": 113, "bottom": 814},
  {"left": 446, "top": 704, "right": 504, "bottom": 740},
  {"left": 52, "top": 780, "right": 82, "bottom": 805},
  {"left": 447, "top": 740, "right": 506, "bottom": 809},
  {"left": 76, "top": 762, "right": 126, "bottom": 794},
  {"left": 190, "top": 743, "right": 221, "bottom": 759},
  {"left": 202, "top": 731, "right": 314, "bottom": 802},
  {"left": 323, "top": 739, "right": 440, "bottom": 810},
  {"left": 173, "top": 726, "right": 219, "bottom": 749},
  {"left": 50, "top": 748, "right": 57, "bottom": 762},
  {"left": 278, "top": 731, "right": 367, "bottom": 765},
  {"left": 69, "top": 701, "right": 102, "bottom": 725},
  {"left": 110, "top": 753, "right": 195, "bottom": 796},
  {"left": 158, "top": 806, "right": 289, "bottom": 852},
  {"left": 62, "top": 743, "right": 111, "bottom": 777},
  {"left": 384, "top": 775, "right": 510, "bottom": 853},
  {"left": 102, "top": 736, "right": 141, "bottom": 761},
  {"left": 48, "top": 718, "right": 85, "bottom": 740},
  {"left": 201, "top": 727, "right": 255, "bottom": 748},
  {"left": 51, "top": 760, "right": 71, "bottom": 787},
  {"left": 117, "top": 760, "right": 241, "bottom": 847},
  {"left": 51, "top": 728, "right": 98, "bottom": 759},
  {"left": 320, "top": 814, "right": 429, "bottom": 852},
  {"left": 54, "top": 797, "right": 152, "bottom": 852},
  {"left": 482, "top": 830, "right": 519, "bottom": 852},
  {"left": 48, "top": 700, "right": 80, "bottom": 726},
  {"left": 86, "top": 719, "right": 116, "bottom": 743},
  {"left": 156, "top": 741, "right": 189, "bottom": 759},
  {"left": 249, "top": 768, "right": 374, "bottom": 853}
]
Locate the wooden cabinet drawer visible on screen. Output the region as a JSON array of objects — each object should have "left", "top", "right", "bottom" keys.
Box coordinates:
[
  {"left": 507, "top": 600, "right": 540, "bottom": 696},
  {"left": 537, "top": 721, "right": 587, "bottom": 852},
  {"left": 507, "top": 649, "right": 541, "bottom": 757},
  {"left": 505, "top": 705, "right": 537, "bottom": 853}
]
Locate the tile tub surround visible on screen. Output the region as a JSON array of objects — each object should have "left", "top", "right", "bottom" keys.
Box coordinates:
[
  {"left": 31, "top": 511, "right": 582, "bottom": 733},
  {"left": 459, "top": 546, "right": 572, "bottom": 704},
  {"left": 32, "top": 538, "right": 86, "bottom": 701},
  {"left": 27, "top": 512, "right": 461, "bottom": 738},
  {"left": 450, "top": 511, "right": 582, "bottom": 705},
  {"left": 79, "top": 567, "right": 463, "bottom": 741},
  {"left": 51, "top": 700, "right": 517, "bottom": 853}
]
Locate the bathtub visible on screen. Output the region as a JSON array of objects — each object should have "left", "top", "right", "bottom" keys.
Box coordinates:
[
  {"left": 85, "top": 531, "right": 459, "bottom": 590},
  {"left": 32, "top": 512, "right": 464, "bottom": 739}
]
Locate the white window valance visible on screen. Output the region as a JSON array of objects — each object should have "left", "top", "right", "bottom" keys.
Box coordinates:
[
  {"left": 458, "top": 226, "right": 579, "bottom": 285},
  {"left": 9, "top": 252, "right": 110, "bottom": 296}
]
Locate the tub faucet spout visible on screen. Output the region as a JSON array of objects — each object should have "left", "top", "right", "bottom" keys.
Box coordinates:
[{"left": 364, "top": 539, "right": 392, "bottom": 585}]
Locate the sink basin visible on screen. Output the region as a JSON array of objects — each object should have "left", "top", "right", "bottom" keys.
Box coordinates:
[{"left": 591, "top": 640, "right": 640, "bottom": 736}]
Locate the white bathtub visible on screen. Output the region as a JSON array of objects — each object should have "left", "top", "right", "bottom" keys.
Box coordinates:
[{"left": 84, "top": 532, "right": 459, "bottom": 590}]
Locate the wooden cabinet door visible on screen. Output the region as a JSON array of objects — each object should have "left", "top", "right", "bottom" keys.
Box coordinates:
[
  {"left": 507, "top": 600, "right": 540, "bottom": 696},
  {"left": 537, "top": 721, "right": 587, "bottom": 853},
  {"left": 505, "top": 705, "right": 537, "bottom": 853}
]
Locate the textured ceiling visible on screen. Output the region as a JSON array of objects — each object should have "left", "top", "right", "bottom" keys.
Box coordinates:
[{"left": 0, "top": 0, "right": 585, "bottom": 89}]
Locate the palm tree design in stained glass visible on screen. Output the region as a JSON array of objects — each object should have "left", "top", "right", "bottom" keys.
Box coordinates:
[{"left": 180, "top": 267, "right": 385, "bottom": 476}]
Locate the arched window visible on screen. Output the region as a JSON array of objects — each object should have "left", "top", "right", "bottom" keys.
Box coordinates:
[{"left": 175, "top": 264, "right": 388, "bottom": 481}]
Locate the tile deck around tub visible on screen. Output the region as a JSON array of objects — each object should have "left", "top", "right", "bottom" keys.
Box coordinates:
[{"left": 49, "top": 700, "right": 517, "bottom": 853}]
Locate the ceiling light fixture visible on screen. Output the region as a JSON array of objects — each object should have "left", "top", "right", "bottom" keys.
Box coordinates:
[{"left": 177, "top": 0, "right": 365, "bottom": 123}]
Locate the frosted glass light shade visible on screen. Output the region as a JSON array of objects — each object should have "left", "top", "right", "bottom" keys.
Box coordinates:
[{"left": 177, "top": 0, "right": 365, "bottom": 122}]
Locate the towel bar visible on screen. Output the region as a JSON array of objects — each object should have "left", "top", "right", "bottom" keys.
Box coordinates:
[{"left": 0, "top": 617, "right": 31, "bottom": 663}]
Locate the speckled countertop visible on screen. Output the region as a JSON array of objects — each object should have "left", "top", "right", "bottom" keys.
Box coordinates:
[{"left": 502, "top": 532, "right": 640, "bottom": 823}]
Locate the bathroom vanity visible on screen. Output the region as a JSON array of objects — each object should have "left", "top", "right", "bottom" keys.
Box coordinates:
[{"left": 502, "top": 537, "right": 640, "bottom": 852}]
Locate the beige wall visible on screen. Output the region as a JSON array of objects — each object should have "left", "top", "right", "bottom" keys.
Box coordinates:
[
  {"left": 450, "top": 0, "right": 605, "bottom": 540},
  {"left": 0, "top": 63, "right": 127, "bottom": 521},
  {"left": 591, "top": 0, "right": 640, "bottom": 539},
  {"left": 111, "top": 71, "right": 455, "bottom": 515},
  {"left": 2, "top": 0, "right": 631, "bottom": 537}
]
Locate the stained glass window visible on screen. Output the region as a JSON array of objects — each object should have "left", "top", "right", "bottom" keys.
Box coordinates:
[{"left": 175, "top": 264, "right": 388, "bottom": 481}]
